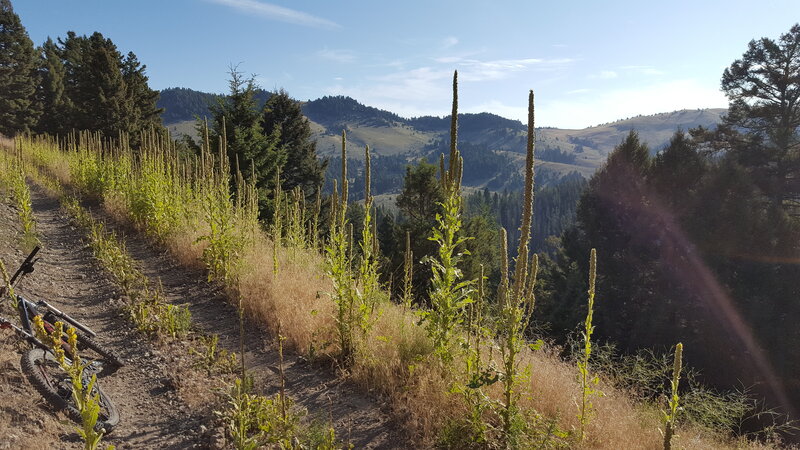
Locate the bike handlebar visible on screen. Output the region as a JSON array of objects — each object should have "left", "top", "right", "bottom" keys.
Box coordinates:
[{"left": 10, "top": 246, "right": 40, "bottom": 286}]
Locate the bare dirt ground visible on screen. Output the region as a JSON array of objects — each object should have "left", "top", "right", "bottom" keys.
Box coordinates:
[{"left": 0, "top": 182, "right": 404, "bottom": 449}]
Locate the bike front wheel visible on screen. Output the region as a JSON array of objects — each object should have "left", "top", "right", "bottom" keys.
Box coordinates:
[{"left": 21, "top": 348, "right": 120, "bottom": 432}]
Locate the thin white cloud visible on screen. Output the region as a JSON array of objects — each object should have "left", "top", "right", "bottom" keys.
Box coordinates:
[
  {"left": 540, "top": 79, "right": 727, "bottom": 129},
  {"left": 435, "top": 56, "right": 574, "bottom": 82},
  {"left": 442, "top": 36, "right": 459, "bottom": 49},
  {"left": 317, "top": 48, "right": 357, "bottom": 63},
  {"left": 620, "top": 65, "right": 664, "bottom": 76},
  {"left": 324, "top": 67, "right": 453, "bottom": 118},
  {"left": 206, "top": 0, "right": 340, "bottom": 29},
  {"left": 590, "top": 70, "right": 618, "bottom": 79},
  {"left": 434, "top": 56, "right": 462, "bottom": 64},
  {"left": 566, "top": 88, "right": 591, "bottom": 95}
]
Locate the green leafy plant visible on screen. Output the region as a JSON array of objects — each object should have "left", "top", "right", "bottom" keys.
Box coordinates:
[
  {"left": 218, "top": 377, "right": 299, "bottom": 450},
  {"left": 32, "top": 316, "right": 113, "bottom": 450},
  {"left": 190, "top": 333, "right": 239, "bottom": 375},
  {"left": 421, "top": 71, "right": 472, "bottom": 362},
  {"left": 492, "top": 90, "right": 539, "bottom": 446},
  {"left": 325, "top": 131, "right": 358, "bottom": 364},
  {"left": 356, "top": 145, "right": 380, "bottom": 335}
]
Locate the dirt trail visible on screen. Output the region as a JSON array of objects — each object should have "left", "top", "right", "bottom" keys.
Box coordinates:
[
  {"left": 2, "top": 191, "right": 205, "bottom": 449},
  {"left": 1, "top": 183, "right": 404, "bottom": 448},
  {"left": 78, "top": 192, "right": 403, "bottom": 448}
]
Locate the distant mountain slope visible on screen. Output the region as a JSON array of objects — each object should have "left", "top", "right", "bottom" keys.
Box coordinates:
[
  {"left": 157, "top": 87, "right": 271, "bottom": 124},
  {"left": 158, "top": 88, "right": 219, "bottom": 123},
  {"left": 159, "top": 88, "right": 725, "bottom": 183}
]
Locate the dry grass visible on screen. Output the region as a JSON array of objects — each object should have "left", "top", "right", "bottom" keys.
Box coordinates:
[
  {"left": 232, "top": 237, "right": 776, "bottom": 448},
  {"left": 238, "top": 238, "right": 335, "bottom": 355}
]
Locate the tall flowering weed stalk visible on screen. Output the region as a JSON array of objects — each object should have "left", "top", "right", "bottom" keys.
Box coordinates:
[
  {"left": 1, "top": 143, "right": 39, "bottom": 247},
  {"left": 325, "top": 130, "right": 357, "bottom": 364},
  {"left": 491, "top": 90, "right": 541, "bottom": 445},
  {"left": 356, "top": 144, "right": 380, "bottom": 335},
  {"left": 663, "top": 342, "right": 683, "bottom": 450},
  {"left": 578, "top": 248, "right": 603, "bottom": 441},
  {"left": 422, "top": 70, "right": 473, "bottom": 362}
]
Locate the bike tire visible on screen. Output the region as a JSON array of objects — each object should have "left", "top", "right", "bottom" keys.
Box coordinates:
[
  {"left": 21, "top": 348, "right": 120, "bottom": 432},
  {"left": 76, "top": 333, "right": 124, "bottom": 374}
]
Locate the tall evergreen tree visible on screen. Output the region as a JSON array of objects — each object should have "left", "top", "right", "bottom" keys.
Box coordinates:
[
  {"left": 56, "top": 31, "right": 160, "bottom": 139},
  {"left": 0, "top": 0, "right": 40, "bottom": 135},
  {"left": 209, "top": 68, "right": 285, "bottom": 218},
  {"left": 261, "top": 89, "right": 326, "bottom": 200},
  {"left": 60, "top": 32, "right": 127, "bottom": 135},
  {"left": 35, "top": 37, "right": 67, "bottom": 134},
  {"left": 394, "top": 159, "right": 445, "bottom": 305},
  {"left": 649, "top": 131, "right": 706, "bottom": 213},
  {"left": 121, "top": 51, "right": 161, "bottom": 132},
  {"left": 543, "top": 131, "right": 656, "bottom": 344},
  {"left": 709, "top": 23, "right": 800, "bottom": 211}
]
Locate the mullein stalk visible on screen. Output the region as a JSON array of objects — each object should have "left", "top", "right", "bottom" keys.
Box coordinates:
[
  {"left": 358, "top": 145, "right": 379, "bottom": 333},
  {"left": 272, "top": 167, "right": 282, "bottom": 275},
  {"left": 311, "top": 187, "right": 321, "bottom": 249},
  {"left": 402, "top": 231, "right": 413, "bottom": 309},
  {"left": 325, "top": 130, "right": 356, "bottom": 364},
  {"left": 497, "top": 90, "right": 537, "bottom": 444},
  {"left": 424, "top": 71, "right": 472, "bottom": 360},
  {"left": 664, "top": 343, "right": 683, "bottom": 450},
  {"left": 578, "top": 248, "right": 600, "bottom": 441}
]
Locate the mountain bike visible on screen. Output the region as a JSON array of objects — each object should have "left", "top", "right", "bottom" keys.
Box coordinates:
[{"left": 1, "top": 246, "right": 120, "bottom": 431}]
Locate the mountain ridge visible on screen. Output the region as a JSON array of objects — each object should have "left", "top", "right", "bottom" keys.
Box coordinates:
[{"left": 158, "top": 87, "right": 725, "bottom": 184}]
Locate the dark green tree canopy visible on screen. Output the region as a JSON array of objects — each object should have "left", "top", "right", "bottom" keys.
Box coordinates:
[
  {"left": 394, "top": 159, "right": 445, "bottom": 304},
  {"left": 715, "top": 23, "right": 800, "bottom": 210},
  {"left": 35, "top": 37, "right": 66, "bottom": 134},
  {"left": 261, "top": 89, "right": 326, "bottom": 200},
  {"left": 36, "top": 31, "right": 162, "bottom": 139},
  {"left": 209, "top": 68, "right": 285, "bottom": 219},
  {"left": 0, "top": 0, "right": 40, "bottom": 135}
]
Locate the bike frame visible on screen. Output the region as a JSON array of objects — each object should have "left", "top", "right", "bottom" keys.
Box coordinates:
[{"left": 1, "top": 246, "right": 96, "bottom": 348}]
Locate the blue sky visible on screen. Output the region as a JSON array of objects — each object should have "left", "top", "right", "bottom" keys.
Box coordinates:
[{"left": 14, "top": 0, "right": 800, "bottom": 129}]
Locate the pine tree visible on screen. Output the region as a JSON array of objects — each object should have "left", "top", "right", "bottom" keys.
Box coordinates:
[
  {"left": 60, "top": 32, "right": 128, "bottom": 135},
  {"left": 395, "top": 159, "right": 445, "bottom": 304},
  {"left": 121, "top": 51, "right": 162, "bottom": 133},
  {"left": 35, "top": 37, "right": 67, "bottom": 135},
  {"left": 57, "top": 31, "right": 161, "bottom": 139},
  {"left": 649, "top": 131, "right": 706, "bottom": 213},
  {"left": 0, "top": 0, "right": 41, "bottom": 135},
  {"left": 545, "top": 131, "right": 655, "bottom": 347},
  {"left": 209, "top": 68, "right": 285, "bottom": 219},
  {"left": 261, "top": 89, "right": 326, "bottom": 201},
  {"left": 715, "top": 23, "right": 800, "bottom": 211}
]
